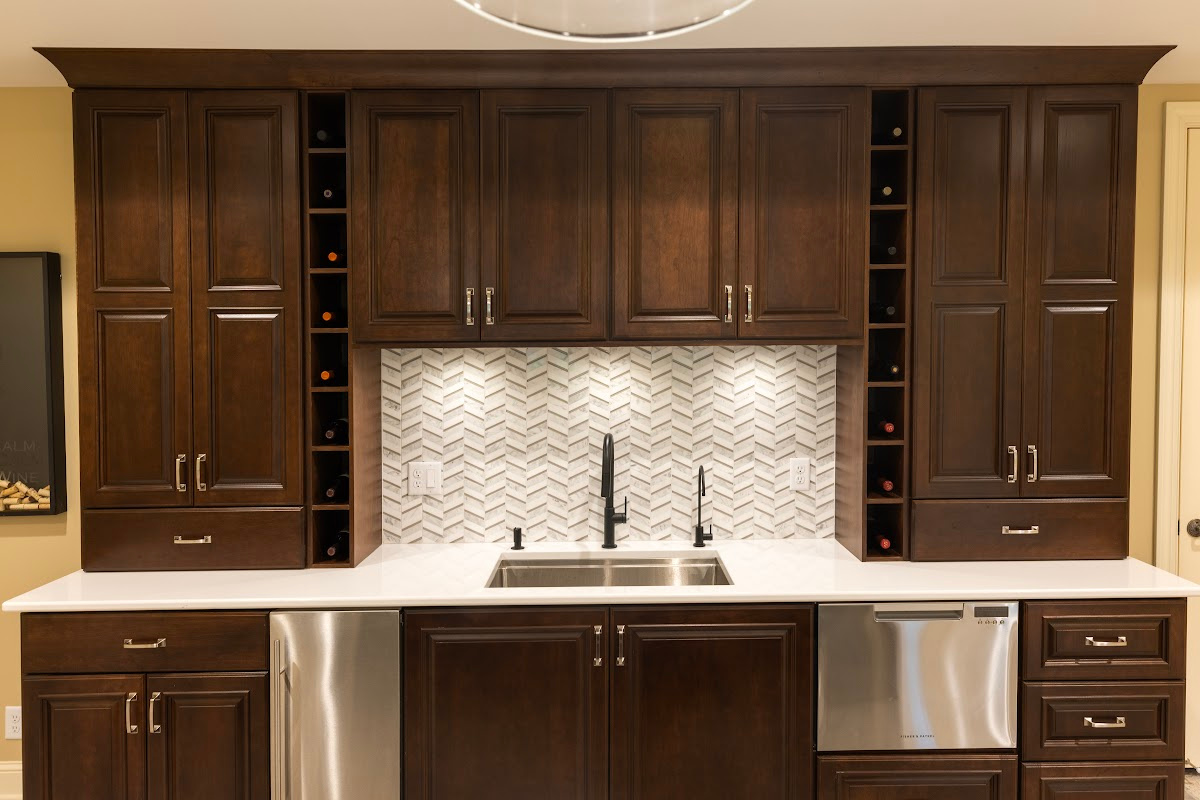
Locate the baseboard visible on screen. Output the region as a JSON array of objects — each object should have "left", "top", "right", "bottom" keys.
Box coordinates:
[{"left": 0, "top": 761, "right": 19, "bottom": 800}]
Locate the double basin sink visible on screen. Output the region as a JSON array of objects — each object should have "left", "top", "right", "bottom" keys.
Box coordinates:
[{"left": 486, "top": 556, "right": 732, "bottom": 588}]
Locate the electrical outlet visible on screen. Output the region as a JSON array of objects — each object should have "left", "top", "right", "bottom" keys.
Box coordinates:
[
  {"left": 4, "top": 707, "right": 19, "bottom": 740},
  {"left": 409, "top": 462, "right": 443, "bottom": 496},
  {"left": 789, "top": 457, "right": 811, "bottom": 491}
]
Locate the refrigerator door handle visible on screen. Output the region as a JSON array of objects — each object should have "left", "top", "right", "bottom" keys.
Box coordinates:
[{"left": 272, "top": 638, "right": 288, "bottom": 800}]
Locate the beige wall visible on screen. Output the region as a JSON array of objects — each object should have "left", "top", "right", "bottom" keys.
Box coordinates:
[{"left": 0, "top": 87, "right": 77, "bottom": 764}]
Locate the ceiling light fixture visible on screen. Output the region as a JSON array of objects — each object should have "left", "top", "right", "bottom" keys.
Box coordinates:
[{"left": 453, "top": 0, "right": 758, "bottom": 42}]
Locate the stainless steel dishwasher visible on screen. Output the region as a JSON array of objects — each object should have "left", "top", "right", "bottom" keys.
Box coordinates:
[
  {"left": 817, "top": 601, "right": 1018, "bottom": 751},
  {"left": 271, "top": 610, "right": 402, "bottom": 799}
]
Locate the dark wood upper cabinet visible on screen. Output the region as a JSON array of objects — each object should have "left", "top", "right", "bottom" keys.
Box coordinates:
[
  {"left": 610, "top": 606, "right": 813, "bottom": 800},
  {"left": 146, "top": 673, "right": 269, "bottom": 800},
  {"left": 404, "top": 607, "right": 609, "bottom": 800},
  {"left": 75, "top": 91, "right": 192, "bottom": 508},
  {"left": 351, "top": 90, "right": 480, "bottom": 343},
  {"left": 480, "top": 90, "right": 608, "bottom": 341},
  {"left": 913, "top": 87, "right": 1028, "bottom": 498},
  {"left": 23, "top": 674, "right": 147, "bottom": 800},
  {"left": 738, "top": 88, "right": 868, "bottom": 340},
  {"left": 611, "top": 89, "right": 738, "bottom": 340},
  {"left": 1021, "top": 86, "right": 1135, "bottom": 498},
  {"left": 189, "top": 91, "right": 303, "bottom": 506}
]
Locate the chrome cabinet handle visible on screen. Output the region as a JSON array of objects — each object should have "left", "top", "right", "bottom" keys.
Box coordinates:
[
  {"left": 1084, "top": 716, "right": 1126, "bottom": 729},
  {"left": 616, "top": 624, "right": 627, "bottom": 667},
  {"left": 724, "top": 285, "right": 733, "bottom": 323},
  {"left": 1007, "top": 445, "right": 1018, "bottom": 483},
  {"left": 1027, "top": 444, "right": 1039, "bottom": 482},
  {"left": 485, "top": 287, "right": 495, "bottom": 325},
  {"left": 593, "top": 625, "right": 603, "bottom": 667},
  {"left": 1085, "top": 635, "right": 1128, "bottom": 648},
  {"left": 1001, "top": 525, "right": 1039, "bottom": 536},
  {"left": 465, "top": 288, "right": 475, "bottom": 325},
  {"left": 173, "top": 535, "right": 211, "bottom": 545},
  {"left": 176, "top": 454, "right": 187, "bottom": 492},
  {"left": 124, "top": 638, "right": 167, "bottom": 649},
  {"left": 125, "top": 693, "right": 139, "bottom": 735},
  {"left": 196, "top": 454, "right": 207, "bottom": 492},
  {"left": 149, "top": 692, "right": 162, "bottom": 734},
  {"left": 744, "top": 285, "right": 753, "bottom": 323}
]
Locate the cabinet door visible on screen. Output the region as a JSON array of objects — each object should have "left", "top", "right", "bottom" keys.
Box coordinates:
[
  {"left": 738, "top": 88, "right": 868, "bottom": 340},
  {"left": 188, "top": 91, "right": 303, "bottom": 506},
  {"left": 23, "top": 674, "right": 146, "bottom": 800},
  {"left": 75, "top": 91, "right": 192, "bottom": 508},
  {"left": 146, "top": 673, "right": 269, "bottom": 800},
  {"left": 611, "top": 89, "right": 738, "bottom": 339},
  {"left": 913, "top": 87, "right": 1028, "bottom": 498},
  {"left": 404, "top": 608, "right": 608, "bottom": 800},
  {"left": 610, "top": 606, "right": 813, "bottom": 800},
  {"left": 1021, "top": 86, "right": 1135, "bottom": 498},
  {"left": 1021, "top": 762, "right": 1184, "bottom": 799},
  {"left": 817, "top": 755, "right": 1018, "bottom": 800},
  {"left": 351, "top": 90, "right": 480, "bottom": 343},
  {"left": 480, "top": 90, "right": 608, "bottom": 341}
]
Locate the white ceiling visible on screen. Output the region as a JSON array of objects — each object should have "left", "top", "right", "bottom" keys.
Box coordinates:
[{"left": 4, "top": 0, "right": 1199, "bottom": 87}]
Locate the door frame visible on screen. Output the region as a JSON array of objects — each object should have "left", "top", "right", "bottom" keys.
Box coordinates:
[{"left": 1154, "top": 102, "right": 1200, "bottom": 572}]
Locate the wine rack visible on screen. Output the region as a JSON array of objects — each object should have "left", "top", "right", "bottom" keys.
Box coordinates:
[
  {"left": 863, "top": 89, "right": 913, "bottom": 560},
  {"left": 303, "top": 91, "right": 382, "bottom": 567}
]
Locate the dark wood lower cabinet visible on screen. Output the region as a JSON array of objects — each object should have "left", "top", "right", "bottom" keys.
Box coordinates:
[
  {"left": 817, "top": 754, "right": 1018, "bottom": 800},
  {"left": 1021, "top": 762, "right": 1185, "bottom": 798},
  {"left": 610, "top": 605, "right": 813, "bottom": 800}
]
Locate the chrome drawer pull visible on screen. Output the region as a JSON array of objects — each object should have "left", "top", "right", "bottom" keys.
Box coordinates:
[
  {"left": 485, "top": 287, "right": 495, "bottom": 325},
  {"left": 465, "top": 288, "right": 475, "bottom": 325},
  {"left": 1001, "top": 525, "right": 1039, "bottom": 536},
  {"left": 125, "top": 693, "right": 139, "bottom": 735},
  {"left": 149, "top": 692, "right": 162, "bottom": 734},
  {"left": 1007, "top": 445, "right": 1018, "bottom": 483},
  {"left": 124, "top": 638, "right": 167, "bottom": 649},
  {"left": 1027, "top": 444, "right": 1039, "bottom": 482},
  {"left": 724, "top": 285, "right": 733, "bottom": 323},
  {"left": 616, "top": 624, "right": 627, "bottom": 667},
  {"left": 173, "top": 535, "right": 212, "bottom": 545},
  {"left": 593, "top": 625, "right": 603, "bottom": 667},
  {"left": 1085, "top": 635, "right": 1128, "bottom": 648},
  {"left": 1083, "top": 716, "right": 1126, "bottom": 729},
  {"left": 196, "top": 454, "right": 207, "bottom": 492},
  {"left": 175, "top": 454, "right": 187, "bottom": 492},
  {"left": 744, "top": 285, "right": 754, "bottom": 323}
]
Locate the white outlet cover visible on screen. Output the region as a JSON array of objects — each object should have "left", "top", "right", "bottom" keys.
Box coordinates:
[
  {"left": 4, "top": 706, "right": 19, "bottom": 740},
  {"left": 789, "top": 457, "right": 811, "bottom": 491},
  {"left": 409, "top": 462, "right": 443, "bottom": 496}
]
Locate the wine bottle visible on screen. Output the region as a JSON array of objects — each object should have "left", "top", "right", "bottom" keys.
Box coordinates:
[
  {"left": 874, "top": 475, "right": 895, "bottom": 494},
  {"left": 871, "top": 183, "right": 896, "bottom": 204},
  {"left": 319, "top": 187, "right": 344, "bottom": 206},
  {"left": 324, "top": 528, "right": 350, "bottom": 560},
  {"left": 318, "top": 309, "right": 344, "bottom": 327},
  {"left": 869, "top": 303, "right": 898, "bottom": 322},
  {"left": 323, "top": 417, "right": 349, "bottom": 443},
  {"left": 318, "top": 368, "right": 338, "bottom": 384},
  {"left": 891, "top": 126, "right": 903, "bottom": 139},
  {"left": 325, "top": 250, "right": 344, "bottom": 264},
  {"left": 869, "top": 413, "right": 896, "bottom": 435},
  {"left": 870, "top": 358, "right": 902, "bottom": 381},
  {"left": 871, "top": 533, "right": 894, "bottom": 552},
  {"left": 315, "top": 129, "right": 333, "bottom": 144},
  {"left": 870, "top": 244, "right": 900, "bottom": 263},
  {"left": 324, "top": 473, "right": 350, "bottom": 502}
]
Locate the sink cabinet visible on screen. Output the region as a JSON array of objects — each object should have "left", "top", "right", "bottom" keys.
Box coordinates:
[{"left": 817, "top": 755, "right": 1018, "bottom": 800}]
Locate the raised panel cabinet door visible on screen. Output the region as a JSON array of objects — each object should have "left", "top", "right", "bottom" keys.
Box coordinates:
[
  {"left": 146, "top": 673, "right": 269, "bottom": 800},
  {"left": 610, "top": 606, "right": 813, "bottom": 800},
  {"left": 611, "top": 89, "right": 738, "bottom": 339},
  {"left": 189, "top": 92, "right": 303, "bottom": 506},
  {"left": 23, "top": 674, "right": 147, "bottom": 800},
  {"left": 1021, "top": 762, "right": 1185, "bottom": 799},
  {"left": 1021, "top": 86, "right": 1135, "bottom": 497},
  {"left": 404, "top": 608, "right": 608, "bottom": 800},
  {"left": 912, "top": 87, "right": 1028, "bottom": 498},
  {"left": 738, "top": 88, "right": 868, "bottom": 340},
  {"left": 480, "top": 90, "right": 608, "bottom": 341},
  {"left": 351, "top": 90, "right": 481, "bottom": 343},
  {"left": 74, "top": 91, "right": 192, "bottom": 507},
  {"left": 817, "top": 755, "right": 1018, "bottom": 800}
]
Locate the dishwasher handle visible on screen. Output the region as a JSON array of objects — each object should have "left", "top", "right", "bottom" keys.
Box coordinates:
[{"left": 873, "top": 603, "right": 965, "bottom": 622}]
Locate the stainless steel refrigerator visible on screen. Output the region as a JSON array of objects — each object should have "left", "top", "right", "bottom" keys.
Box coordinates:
[{"left": 270, "top": 610, "right": 402, "bottom": 799}]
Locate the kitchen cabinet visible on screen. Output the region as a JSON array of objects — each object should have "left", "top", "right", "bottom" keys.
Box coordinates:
[
  {"left": 480, "top": 90, "right": 609, "bottom": 341},
  {"left": 74, "top": 90, "right": 305, "bottom": 568},
  {"left": 817, "top": 755, "right": 1018, "bottom": 800},
  {"left": 1021, "top": 762, "right": 1185, "bottom": 798},
  {"left": 350, "top": 90, "right": 480, "bottom": 343},
  {"left": 610, "top": 606, "right": 813, "bottom": 800}
]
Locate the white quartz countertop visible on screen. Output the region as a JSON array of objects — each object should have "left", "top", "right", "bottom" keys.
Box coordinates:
[{"left": 5, "top": 539, "right": 1199, "bottom": 612}]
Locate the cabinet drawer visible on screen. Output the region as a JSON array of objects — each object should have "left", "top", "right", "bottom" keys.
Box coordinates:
[
  {"left": 1021, "top": 762, "right": 1184, "bottom": 799},
  {"left": 817, "top": 754, "right": 1017, "bottom": 800},
  {"left": 22, "top": 612, "right": 269, "bottom": 674},
  {"left": 1021, "top": 682, "right": 1184, "bottom": 762},
  {"left": 910, "top": 499, "right": 1127, "bottom": 561},
  {"left": 1024, "top": 600, "right": 1185, "bottom": 681},
  {"left": 82, "top": 507, "right": 306, "bottom": 571}
]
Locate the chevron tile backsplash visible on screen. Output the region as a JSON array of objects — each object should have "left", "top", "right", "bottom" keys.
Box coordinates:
[{"left": 381, "top": 346, "right": 837, "bottom": 544}]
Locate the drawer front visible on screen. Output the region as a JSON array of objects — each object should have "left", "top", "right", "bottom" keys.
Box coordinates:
[
  {"left": 1021, "top": 762, "right": 1184, "bottom": 799},
  {"left": 1021, "top": 682, "right": 1184, "bottom": 762},
  {"left": 1024, "top": 600, "right": 1186, "bottom": 681},
  {"left": 82, "top": 507, "right": 306, "bottom": 571},
  {"left": 22, "top": 612, "right": 269, "bottom": 674},
  {"left": 817, "top": 755, "right": 1017, "bottom": 800},
  {"left": 910, "top": 499, "right": 1127, "bottom": 561}
]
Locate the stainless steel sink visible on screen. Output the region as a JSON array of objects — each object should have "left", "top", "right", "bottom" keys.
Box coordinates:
[{"left": 486, "top": 556, "right": 732, "bottom": 588}]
